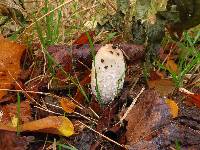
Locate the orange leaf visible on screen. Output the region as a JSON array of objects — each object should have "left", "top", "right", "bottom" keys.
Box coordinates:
[
  {"left": 179, "top": 88, "right": 200, "bottom": 108},
  {"left": 165, "top": 59, "right": 178, "bottom": 74},
  {"left": 22, "top": 116, "right": 74, "bottom": 137},
  {"left": 189, "top": 94, "right": 200, "bottom": 107},
  {"left": 165, "top": 99, "right": 179, "bottom": 118},
  {"left": 0, "top": 116, "right": 74, "bottom": 137},
  {"left": 0, "top": 36, "right": 26, "bottom": 100},
  {"left": 73, "top": 31, "right": 95, "bottom": 46},
  {"left": 60, "top": 98, "right": 77, "bottom": 113}
]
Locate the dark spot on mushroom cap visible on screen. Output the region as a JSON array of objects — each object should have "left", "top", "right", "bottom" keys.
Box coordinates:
[
  {"left": 117, "top": 53, "right": 120, "bottom": 56},
  {"left": 109, "top": 51, "right": 113, "bottom": 54},
  {"left": 111, "top": 65, "right": 112, "bottom": 67},
  {"left": 99, "top": 67, "right": 100, "bottom": 69},
  {"left": 112, "top": 45, "right": 117, "bottom": 49},
  {"left": 101, "top": 59, "right": 104, "bottom": 63},
  {"left": 104, "top": 66, "right": 108, "bottom": 69}
]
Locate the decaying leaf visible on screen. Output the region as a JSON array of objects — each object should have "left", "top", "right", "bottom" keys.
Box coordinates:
[
  {"left": 73, "top": 31, "right": 95, "bottom": 46},
  {"left": 165, "top": 99, "right": 179, "bottom": 118},
  {"left": 165, "top": 58, "right": 178, "bottom": 74},
  {"left": 0, "top": 36, "right": 26, "bottom": 100},
  {"left": 0, "top": 130, "right": 32, "bottom": 150},
  {"left": 179, "top": 88, "right": 200, "bottom": 108},
  {"left": 1, "top": 100, "right": 32, "bottom": 125},
  {"left": 126, "top": 90, "right": 171, "bottom": 145},
  {"left": 0, "top": 116, "right": 74, "bottom": 137},
  {"left": 148, "top": 78, "right": 175, "bottom": 96},
  {"left": 60, "top": 98, "right": 77, "bottom": 113}
]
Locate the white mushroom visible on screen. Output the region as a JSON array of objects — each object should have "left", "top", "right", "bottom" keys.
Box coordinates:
[{"left": 91, "top": 44, "right": 126, "bottom": 104}]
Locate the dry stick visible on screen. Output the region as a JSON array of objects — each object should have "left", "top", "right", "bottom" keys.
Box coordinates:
[
  {"left": 78, "top": 121, "right": 127, "bottom": 149},
  {"left": 34, "top": 105, "right": 63, "bottom": 115},
  {"left": 119, "top": 87, "right": 145, "bottom": 123},
  {"left": 0, "top": 88, "right": 98, "bottom": 122}
]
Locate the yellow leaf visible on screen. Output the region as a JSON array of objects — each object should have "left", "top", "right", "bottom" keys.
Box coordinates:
[
  {"left": 11, "top": 116, "right": 18, "bottom": 127},
  {"left": 57, "top": 116, "right": 74, "bottom": 137},
  {"left": 165, "top": 99, "right": 179, "bottom": 118}
]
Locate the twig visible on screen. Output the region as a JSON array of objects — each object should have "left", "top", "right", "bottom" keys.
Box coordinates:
[
  {"left": 78, "top": 121, "right": 127, "bottom": 149},
  {"left": 119, "top": 87, "right": 145, "bottom": 123}
]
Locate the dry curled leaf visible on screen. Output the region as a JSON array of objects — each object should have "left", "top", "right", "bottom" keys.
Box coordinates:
[
  {"left": 22, "top": 116, "right": 74, "bottom": 137},
  {"left": 0, "top": 36, "right": 26, "bottom": 100},
  {"left": 0, "top": 116, "right": 74, "bottom": 137}
]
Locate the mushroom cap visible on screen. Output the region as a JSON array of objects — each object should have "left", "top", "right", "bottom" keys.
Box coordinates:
[{"left": 91, "top": 44, "right": 126, "bottom": 104}]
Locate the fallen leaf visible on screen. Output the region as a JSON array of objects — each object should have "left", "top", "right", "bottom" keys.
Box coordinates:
[
  {"left": 0, "top": 36, "right": 26, "bottom": 100},
  {"left": 149, "top": 71, "right": 164, "bottom": 80},
  {"left": 0, "top": 116, "right": 74, "bottom": 137},
  {"left": 179, "top": 88, "right": 200, "bottom": 108},
  {"left": 0, "top": 130, "right": 32, "bottom": 150},
  {"left": 165, "top": 99, "right": 179, "bottom": 118},
  {"left": 126, "top": 90, "right": 171, "bottom": 145},
  {"left": 60, "top": 98, "right": 77, "bottom": 113},
  {"left": 47, "top": 45, "right": 72, "bottom": 79},
  {"left": 188, "top": 94, "right": 200, "bottom": 107},
  {"left": 1, "top": 100, "right": 32, "bottom": 125},
  {"left": 165, "top": 58, "right": 178, "bottom": 74},
  {"left": 73, "top": 31, "right": 95, "bottom": 46},
  {"left": 148, "top": 78, "right": 175, "bottom": 96}
]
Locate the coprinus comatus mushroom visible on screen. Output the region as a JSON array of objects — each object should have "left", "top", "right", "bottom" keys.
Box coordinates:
[{"left": 91, "top": 44, "right": 126, "bottom": 104}]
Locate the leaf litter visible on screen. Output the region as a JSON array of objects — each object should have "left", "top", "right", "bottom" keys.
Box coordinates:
[{"left": 0, "top": 0, "right": 200, "bottom": 149}]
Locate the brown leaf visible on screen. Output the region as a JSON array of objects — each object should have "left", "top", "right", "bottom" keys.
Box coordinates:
[
  {"left": 125, "top": 90, "right": 171, "bottom": 145},
  {"left": 179, "top": 88, "right": 200, "bottom": 108},
  {"left": 0, "top": 130, "right": 32, "bottom": 150},
  {"left": 0, "top": 36, "right": 26, "bottom": 100},
  {"left": 47, "top": 45, "right": 72, "bottom": 79},
  {"left": 1, "top": 100, "right": 32, "bottom": 125},
  {"left": 147, "top": 78, "right": 175, "bottom": 96},
  {"left": 60, "top": 98, "right": 77, "bottom": 113},
  {"left": 149, "top": 71, "right": 164, "bottom": 80}
]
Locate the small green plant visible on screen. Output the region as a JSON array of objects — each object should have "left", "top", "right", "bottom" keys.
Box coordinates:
[
  {"left": 17, "top": 92, "right": 21, "bottom": 136},
  {"left": 58, "top": 144, "right": 77, "bottom": 150},
  {"left": 175, "top": 139, "right": 181, "bottom": 150},
  {"left": 34, "top": 0, "right": 90, "bottom": 102},
  {"left": 157, "top": 31, "right": 200, "bottom": 87},
  {"left": 86, "top": 31, "right": 102, "bottom": 104},
  {"left": 35, "top": 0, "right": 63, "bottom": 48}
]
